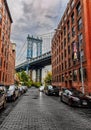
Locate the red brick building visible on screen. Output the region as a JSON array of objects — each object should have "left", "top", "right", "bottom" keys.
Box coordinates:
[
  {"left": 0, "top": 0, "right": 16, "bottom": 86},
  {"left": 52, "top": 0, "right": 91, "bottom": 94}
]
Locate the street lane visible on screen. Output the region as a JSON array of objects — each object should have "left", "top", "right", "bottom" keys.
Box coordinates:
[{"left": 0, "top": 88, "right": 91, "bottom": 130}]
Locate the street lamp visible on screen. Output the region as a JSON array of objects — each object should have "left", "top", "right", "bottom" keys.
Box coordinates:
[{"left": 79, "top": 40, "right": 84, "bottom": 93}]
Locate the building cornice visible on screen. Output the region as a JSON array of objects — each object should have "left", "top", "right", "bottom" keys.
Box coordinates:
[{"left": 4, "top": 0, "right": 13, "bottom": 23}]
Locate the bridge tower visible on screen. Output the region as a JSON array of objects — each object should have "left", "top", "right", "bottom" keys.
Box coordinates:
[
  {"left": 26, "top": 35, "right": 42, "bottom": 82},
  {"left": 27, "top": 34, "right": 42, "bottom": 59}
]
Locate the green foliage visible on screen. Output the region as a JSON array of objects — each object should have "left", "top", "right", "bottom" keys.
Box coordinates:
[
  {"left": 32, "top": 82, "right": 42, "bottom": 88},
  {"left": 15, "top": 71, "right": 33, "bottom": 87},
  {"left": 20, "top": 71, "right": 28, "bottom": 82},
  {"left": 15, "top": 71, "right": 42, "bottom": 88},
  {"left": 44, "top": 71, "right": 52, "bottom": 86}
]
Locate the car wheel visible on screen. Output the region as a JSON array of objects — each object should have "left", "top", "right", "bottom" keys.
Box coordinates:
[
  {"left": 47, "top": 92, "right": 50, "bottom": 96},
  {"left": 3, "top": 100, "right": 6, "bottom": 109},
  {"left": 13, "top": 96, "right": 16, "bottom": 101},
  {"left": 68, "top": 99, "right": 72, "bottom": 106},
  {"left": 60, "top": 96, "right": 63, "bottom": 102}
]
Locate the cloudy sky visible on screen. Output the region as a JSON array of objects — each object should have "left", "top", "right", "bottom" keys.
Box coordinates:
[{"left": 7, "top": 0, "right": 69, "bottom": 64}]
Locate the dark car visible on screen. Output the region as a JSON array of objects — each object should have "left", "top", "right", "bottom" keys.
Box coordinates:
[
  {"left": 0, "top": 86, "right": 6, "bottom": 109},
  {"left": 59, "top": 87, "right": 67, "bottom": 97},
  {"left": 52, "top": 86, "right": 60, "bottom": 96},
  {"left": 60, "top": 88, "right": 91, "bottom": 107},
  {"left": 6, "top": 85, "right": 19, "bottom": 101},
  {"left": 44, "top": 85, "right": 59, "bottom": 96}
]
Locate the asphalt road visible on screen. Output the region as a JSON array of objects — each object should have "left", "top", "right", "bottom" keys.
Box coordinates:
[{"left": 0, "top": 88, "right": 91, "bottom": 130}]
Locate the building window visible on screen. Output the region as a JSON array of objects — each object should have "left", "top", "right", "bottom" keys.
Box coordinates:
[
  {"left": 62, "top": 53, "right": 63, "bottom": 60},
  {"left": 62, "top": 63, "right": 63, "bottom": 70},
  {"left": 61, "top": 32, "right": 63, "bottom": 39},
  {"left": 2, "top": 32, "right": 4, "bottom": 43},
  {"left": 71, "top": 0, "right": 74, "bottom": 8},
  {"left": 78, "top": 33, "right": 83, "bottom": 45},
  {"left": 2, "top": 72, "right": 4, "bottom": 82},
  {"left": 64, "top": 26, "right": 66, "bottom": 36},
  {"left": 0, "top": 71, "right": 1, "bottom": 81},
  {"left": 67, "top": 20, "right": 70, "bottom": 30},
  {"left": 64, "top": 38, "right": 66, "bottom": 46},
  {"left": 62, "top": 74, "right": 64, "bottom": 82},
  {"left": 59, "top": 65, "right": 61, "bottom": 71},
  {"left": 73, "top": 70, "right": 77, "bottom": 81},
  {"left": 0, "top": 14, "right": 2, "bottom": 23},
  {"left": 76, "top": 2, "right": 81, "bottom": 16},
  {"left": 0, "top": 57, "right": 2, "bottom": 67},
  {"left": 0, "top": 2, "right": 2, "bottom": 8},
  {"left": 80, "top": 49, "right": 84, "bottom": 60},
  {"left": 59, "top": 75, "right": 61, "bottom": 82},
  {"left": 72, "top": 42, "right": 78, "bottom": 61},
  {"left": 72, "top": 26, "right": 75, "bottom": 37},
  {"left": 61, "top": 42, "right": 63, "bottom": 50},
  {"left": 65, "top": 61, "right": 67, "bottom": 69},
  {"left": 71, "top": 12, "right": 74, "bottom": 24},
  {"left": 68, "top": 33, "right": 70, "bottom": 42},
  {"left": 78, "top": 18, "right": 82, "bottom": 30},
  {"left": 64, "top": 50, "right": 66, "bottom": 57},
  {"left": 67, "top": 8, "right": 70, "bottom": 15},
  {"left": 68, "top": 58, "right": 71, "bottom": 67},
  {"left": 68, "top": 46, "right": 70, "bottom": 54}
]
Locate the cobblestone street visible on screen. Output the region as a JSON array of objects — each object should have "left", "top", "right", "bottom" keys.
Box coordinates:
[{"left": 0, "top": 88, "right": 91, "bottom": 130}]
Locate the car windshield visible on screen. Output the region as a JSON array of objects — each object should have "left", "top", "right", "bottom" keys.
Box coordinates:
[
  {"left": 72, "top": 90, "right": 84, "bottom": 97},
  {"left": 48, "top": 86, "right": 53, "bottom": 89},
  {"left": 9, "top": 85, "right": 15, "bottom": 91}
]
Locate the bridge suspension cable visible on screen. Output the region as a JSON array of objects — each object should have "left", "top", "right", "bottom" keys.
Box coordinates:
[{"left": 16, "top": 40, "right": 27, "bottom": 64}]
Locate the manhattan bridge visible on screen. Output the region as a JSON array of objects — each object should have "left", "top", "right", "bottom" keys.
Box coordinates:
[{"left": 15, "top": 32, "right": 54, "bottom": 82}]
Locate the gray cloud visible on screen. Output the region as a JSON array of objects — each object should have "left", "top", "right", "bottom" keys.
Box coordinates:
[{"left": 7, "top": 0, "right": 69, "bottom": 64}]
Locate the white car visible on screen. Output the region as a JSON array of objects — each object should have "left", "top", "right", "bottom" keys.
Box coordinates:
[{"left": 39, "top": 86, "right": 44, "bottom": 92}]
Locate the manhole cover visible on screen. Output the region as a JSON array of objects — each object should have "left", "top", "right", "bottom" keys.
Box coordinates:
[{"left": 32, "top": 97, "right": 38, "bottom": 99}]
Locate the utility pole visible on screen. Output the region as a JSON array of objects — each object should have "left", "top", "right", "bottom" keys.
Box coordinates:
[{"left": 79, "top": 42, "right": 84, "bottom": 93}]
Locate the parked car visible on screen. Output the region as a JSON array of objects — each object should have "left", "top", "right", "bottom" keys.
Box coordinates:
[
  {"left": 44, "top": 85, "right": 59, "bottom": 96},
  {"left": 60, "top": 88, "right": 91, "bottom": 107},
  {"left": 6, "top": 85, "right": 19, "bottom": 101},
  {"left": 0, "top": 86, "right": 6, "bottom": 109},
  {"left": 39, "top": 86, "right": 44, "bottom": 92},
  {"left": 22, "top": 86, "right": 28, "bottom": 93},
  {"left": 18, "top": 86, "right": 24, "bottom": 95},
  {"left": 59, "top": 87, "right": 67, "bottom": 97},
  {"left": 52, "top": 86, "right": 60, "bottom": 96}
]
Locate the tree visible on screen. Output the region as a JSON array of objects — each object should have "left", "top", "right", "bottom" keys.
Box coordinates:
[
  {"left": 15, "top": 71, "right": 33, "bottom": 87},
  {"left": 44, "top": 71, "right": 52, "bottom": 86}
]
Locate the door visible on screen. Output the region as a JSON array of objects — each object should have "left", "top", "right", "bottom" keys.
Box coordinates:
[{"left": 69, "top": 80, "right": 72, "bottom": 88}]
